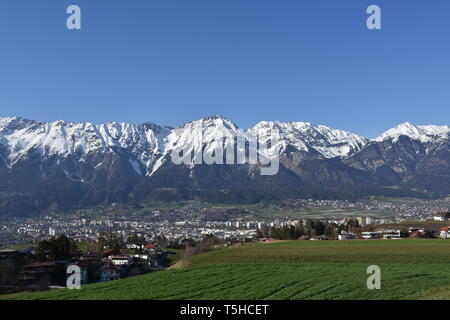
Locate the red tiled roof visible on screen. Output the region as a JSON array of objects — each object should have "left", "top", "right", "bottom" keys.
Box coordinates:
[{"left": 24, "top": 262, "right": 56, "bottom": 268}]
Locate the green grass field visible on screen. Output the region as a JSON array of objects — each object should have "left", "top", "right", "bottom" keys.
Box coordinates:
[{"left": 4, "top": 239, "right": 450, "bottom": 300}]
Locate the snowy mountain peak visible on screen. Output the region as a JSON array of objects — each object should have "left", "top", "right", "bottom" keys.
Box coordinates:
[
  {"left": 174, "top": 115, "right": 246, "bottom": 144},
  {"left": 248, "top": 121, "right": 367, "bottom": 158},
  {"left": 0, "top": 117, "right": 35, "bottom": 132},
  {"left": 375, "top": 122, "right": 450, "bottom": 143},
  {"left": 181, "top": 115, "right": 240, "bottom": 131},
  {"left": 0, "top": 117, "right": 17, "bottom": 125},
  {"left": 0, "top": 118, "right": 170, "bottom": 174},
  {"left": 165, "top": 116, "right": 245, "bottom": 149}
]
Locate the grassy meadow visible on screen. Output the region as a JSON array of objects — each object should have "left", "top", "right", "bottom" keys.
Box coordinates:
[{"left": 3, "top": 239, "right": 450, "bottom": 300}]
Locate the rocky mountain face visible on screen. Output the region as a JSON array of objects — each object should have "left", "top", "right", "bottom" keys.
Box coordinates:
[
  {"left": 0, "top": 116, "right": 449, "bottom": 215},
  {"left": 344, "top": 123, "right": 450, "bottom": 194}
]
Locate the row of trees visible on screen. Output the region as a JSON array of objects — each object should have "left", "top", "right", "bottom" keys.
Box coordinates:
[
  {"left": 181, "top": 234, "right": 219, "bottom": 259},
  {"left": 36, "top": 233, "right": 131, "bottom": 260},
  {"left": 35, "top": 234, "right": 80, "bottom": 261},
  {"left": 35, "top": 232, "right": 174, "bottom": 260},
  {"left": 257, "top": 219, "right": 362, "bottom": 240}
]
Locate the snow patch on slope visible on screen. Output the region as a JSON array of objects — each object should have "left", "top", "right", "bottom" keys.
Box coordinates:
[
  {"left": 151, "top": 115, "right": 250, "bottom": 175},
  {"left": 375, "top": 122, "right": 450, "bottom": 143},
  {"left": 248, "top": 121, "right": 367, "bottom": 158}
]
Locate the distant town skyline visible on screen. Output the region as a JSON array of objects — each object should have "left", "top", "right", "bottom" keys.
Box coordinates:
[{"left": 1, "top": 0, "right": 449, "bottom": 138}]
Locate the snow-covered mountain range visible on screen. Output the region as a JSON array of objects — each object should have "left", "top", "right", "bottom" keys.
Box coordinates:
[
  {"left": 0, "top": 117, "right": 170, "bottom": 174},
  {"left": 1, "top": 115, "right": 449, "bottom": 215},
  {"left": 1, "top": 116, "right": 447, "bottom": 174}
]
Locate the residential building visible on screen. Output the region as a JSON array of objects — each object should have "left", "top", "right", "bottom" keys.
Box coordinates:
[
  {"left": 382, "top": 230, "right": 402, "bottom": 240},
  {"left": 362, "top": 231, "right": 381, "bottom": 239}
]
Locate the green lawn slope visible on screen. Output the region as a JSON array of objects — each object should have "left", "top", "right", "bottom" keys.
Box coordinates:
[{"left": 4, "top": 239, "right": 450, "bottom": 300}]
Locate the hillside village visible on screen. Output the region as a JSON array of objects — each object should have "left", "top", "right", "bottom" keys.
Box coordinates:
[{"left": 0, "top": 235, "right": 176, "bottom": 293}]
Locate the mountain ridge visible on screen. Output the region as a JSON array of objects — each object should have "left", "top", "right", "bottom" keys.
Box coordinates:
[{"left": 0, "top": 115, "right": 449, "bottom": 215}]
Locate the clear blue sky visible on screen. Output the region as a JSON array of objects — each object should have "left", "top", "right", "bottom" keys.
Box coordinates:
[{"left": 0, "top": 0, "right": 449, "bottom": 138}]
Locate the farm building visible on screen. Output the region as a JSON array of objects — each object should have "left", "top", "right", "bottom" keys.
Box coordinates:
[{"left": 440, "top": 226, "right": 450, "bottom": 239}]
